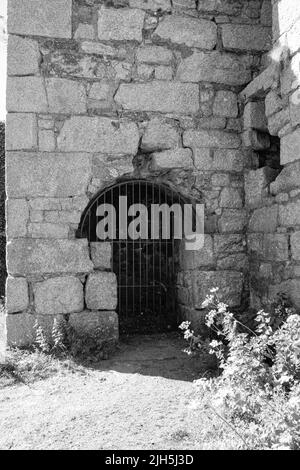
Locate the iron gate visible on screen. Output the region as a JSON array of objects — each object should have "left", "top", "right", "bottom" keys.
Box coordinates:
[{"left": 78, "top": 179, "right": 190, "bottom": 335}]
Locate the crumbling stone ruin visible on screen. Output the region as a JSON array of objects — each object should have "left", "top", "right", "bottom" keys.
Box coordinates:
[{"left": 3, "top": 0, "right": 300, "bottom": 347}]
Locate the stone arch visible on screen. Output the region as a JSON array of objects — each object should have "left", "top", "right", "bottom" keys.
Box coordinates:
[{"left": 77, "top": 177, "right": 195, "bottom": 335}]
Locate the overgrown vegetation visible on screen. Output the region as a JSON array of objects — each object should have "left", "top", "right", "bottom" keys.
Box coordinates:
[
  {"left": 180, "top": 289, "right": 300, "bottom": 450},
  {"left": 0, "top": 315, "right": 115, "bottom": 387}
]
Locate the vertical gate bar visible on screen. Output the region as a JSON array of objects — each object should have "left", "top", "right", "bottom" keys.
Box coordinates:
[
  {"left": 139, "top": 180, "right": 142, "bottom": 317},
  {"left": 145, "top": 181, "right": 148, "bottom": 318},
  {"left": 132, "top": 180, "right": 135, "bottom": 322},
  {"left": 125, "top": 183, "right": 128, "bottom": 323},
  {"left": 118, "top": 184, "right": 121, "bottom": 324},
  {"left": 152, "top": 182, "right": 155, "bottom": 318},
  {"left": 165, "top": 186, "right": 168, "bottom": 323},
  {"left": 171, "top": 188, "right": 175, "bottom": 319},
  {"left": 159, "top": 184, "right": 162, "bottom": 318}
]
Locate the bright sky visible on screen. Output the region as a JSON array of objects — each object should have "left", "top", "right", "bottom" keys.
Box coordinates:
[{"left": 0, "top": 0, "right": 7, "bottom": 122}]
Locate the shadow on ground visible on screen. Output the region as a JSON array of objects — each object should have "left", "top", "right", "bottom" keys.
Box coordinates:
[{"left": 95, "top": 332, "right": 216, "bottom": 382}]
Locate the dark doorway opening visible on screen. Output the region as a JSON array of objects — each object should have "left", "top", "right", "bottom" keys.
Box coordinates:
[{"left": 78, "top": 179, "right": 190, "bottom": 335}]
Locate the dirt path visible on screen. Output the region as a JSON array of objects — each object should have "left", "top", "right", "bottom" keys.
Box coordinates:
[{"left": 0, "top": 334, "right": 215, "bottom": 450}]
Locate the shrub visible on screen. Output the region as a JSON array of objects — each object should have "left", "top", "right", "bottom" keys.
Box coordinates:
[
  {"left": 33, "top": 317, "right": 115, "bottom": 362},
  {"left": 180, "top": 289, "right": 300, "bottom": 450}
]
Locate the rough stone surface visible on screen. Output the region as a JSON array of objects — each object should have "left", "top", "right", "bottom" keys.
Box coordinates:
[
  {"left": 244, "top": 101, "right": 268, "bottom": 131},
  {"left": 7, "top": 239, "right": 93, "bottom": 275},
  {"left": 8, "top": 0, "right": 72, "bottom": 38},
  {"left": 98, "top": 7, "right": 145, "bottom": 42},
  {"left": 141, "top": 118, "right": 180, "bottom": 151},
  {"left": 183, "top": 129, "right": 241, "bottom": 150},
  {"left": 6, "top": 113, "right": 37, "bottom": 151},
  {"left": 6, "top": 77, "right": 47, "bottom": 113},
  {"left": 6, "top": 313, "right": 35, "bottom": 347},
  {"left": 221, "top": 24, "right": 271, "bottom": 52},
  {"left": 28, "top": 223, "right": 69, "bottom": 239},
  {"left": 213, "top": 91, "right": 238, "bottom": 118},
  {"left": 249, "top": 206, "right": 278, "bottom": 233},
  {"left": 7, "top": 152, "right": 91, "bottom": 198},
  {"left": 136, "top": 46, "right": 173, "bottom": 65},
  {"left": 154, "top": 15, "right": 217, "bottom": 49},
  {"left": 179, "top": 236, "right": 214, "bottom": 269},
  {"left": 85, "top": 273, "right": 118, "bottom": 311},
  {"left": 151, "top": 148, "right": 193, "bottom": 169},
  {"left": 291, "top": 232, "right": 300, "bottom": 261},
  {"left": 46, "top": 79, "right": 87, "bottom": 114},
  {"left": 69, "top": 311, "right": 118, "bottom": 342},
  {"left": 281, "top": 128, "right": 300, "bottom": 164},
  {"left": 176, "top": 51, "right": 252, "bottom": 86},
  {"left": 57, "top": 117, "right": 139, "bottom": 155},
  {"left": 279, "top": 202, "right": 300, "bottom": 227},
  {"left": 269, "top": 280, "right": 300, "bottom": 309},
  {"left": 6, "top": 277, "right": 29, "bottom": 314},
  {"left": 270, "top": 161, "right": 300, "bottom": 195},
  {"left": 245, "top": 167, "right": 278, "bottom": 207},
  {"left": 7, "top": 199, "right": 29, "bottom": 239},
  {"left": 193, "top": 271, "right": 244, "bottom": 308},
  {"left": 115, "top": 82, "right": 199, "bottom": 114},
  {"left": 218, "top": 209, "right": 247, "bottom": 233},
  {"left": 220, "top": 187, "right": 243, "bottom": 209},
  {"left": 7, "top": 35, "right": 40, "bottom": 75},
  {"left": 90, "top": 243, "right": 112, "bottom": 270},
  {"left": 34, "top": 277, "right": 84, "bottom": 315}
]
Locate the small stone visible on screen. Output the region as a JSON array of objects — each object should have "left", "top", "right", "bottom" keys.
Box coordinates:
[
  {"left": 57, "top": 117, "right": 139, "bottom": 155},
  {"left": 279, "top": 202, "right": 300, "bottom": 227},
  {"left": 34, "top": 277, "right": 84, "bottom": 315},
  {"left": 136, "top": 45, "right": 173, "bottom": 65},
  {"left": 90, "top": 243, "right": 112, "bottom": 270},
  {"left": 244, "top": 101, "right": 268, "bottom": 131},
  {"left": 177, "top": 51, "right": 252, "bottom": 86},
  {"left": 115, "top": 81, "right": 199, "bottom": 114},
  {"left": 7, "top": 35, "right": 40, "bottom": 75},
  {"left": 154, "top": 15, "right": 217, "bottom": 49},
  {"left": 6, "top": 113, "right": 37, "bottom": 151},
  {"left": 155, "top": 66, "right": 173, "bottom": 80},
  {"left": 220, "top": 187, "right": 243, "bottom": 209},
  {"left": 46, "top": 78, "right": 87, "bottom": 114},
  {"left": 74, "top": 23, "right": 95, "bottom": 40},
  {"left": 7, "top": 199, "right": 29, "bottom": 239},
  {"left": 28, "top": 223, "right": 69, "bottom": 239},
  {"left": 281, "top": 128, "right": 300, "bottom": 164},
  {"left": 6, "top": 277, "right": 29, "bottom": 313},
  {"left": 291, "top": 232, "right": 300, "bottom": 261},
  {"left": 98, "top": 7, "right": 145, "bottom": 42},
  {"left": 248, "top": 206, "right": 278, "bottom": 233},
  {"left": 151, "top": 148, "right": 193, "bottom": 169},
  {"left": 221, "top": 24, "right": 271, "bottom": 52},
  {"left": 6, "top": 77, "right": 47, "bottom": 113},
  {"left": 8, "top": 0, "right": 72, "bottom": 38},
  {"left": 7, "top": 239, "right": 93, "bottom": 275},
  {"left": 213, "top": 91, "right": 238, "bottom": 118},
  {"left": 141, "top": 118, "right": 180, "bottom": 152},
  {"left": 85, "top": 273, "right": 117, "bottom": 311},
  {"left": 69, "top": 311, "right": 118, "bottom": 342},
  {"left": 39, "top": 130, "right": 56, "bottom": 152},
  {"left": 7, "top": 152, "right": 91, "bottom": 198}
]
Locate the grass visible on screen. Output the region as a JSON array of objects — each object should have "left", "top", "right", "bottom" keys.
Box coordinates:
[{"left": 0, "top": 347, "right": 87, "bottom": 388}]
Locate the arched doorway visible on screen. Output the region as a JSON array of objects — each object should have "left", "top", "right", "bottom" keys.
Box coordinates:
[{"left": 78, "top": 179, "right": 191, "bottom": 335}]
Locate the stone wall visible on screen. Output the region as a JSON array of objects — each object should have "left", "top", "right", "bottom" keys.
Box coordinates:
[
  {"left": 241, "top": 0, "right": 300, "bottom": 311},
  {"left": 5, "top": 0, "right": 274, "bottom": 346}
]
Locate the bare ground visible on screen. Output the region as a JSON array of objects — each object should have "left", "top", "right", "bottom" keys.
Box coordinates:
[{"left": 0, "top": 333, "right": 226, "bottom": 450}]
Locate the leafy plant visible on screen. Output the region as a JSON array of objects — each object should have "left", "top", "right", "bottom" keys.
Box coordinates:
[{"left": 180, "top": 288, "right": 300, "bottom": 450}]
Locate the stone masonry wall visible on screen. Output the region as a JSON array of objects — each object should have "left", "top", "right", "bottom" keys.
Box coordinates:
[
  {"left": 5, "top": 0, "right": 272, "bottom": 346},
  {"left": 241, "top": 0, "right": 300, "bottom": 311}
]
